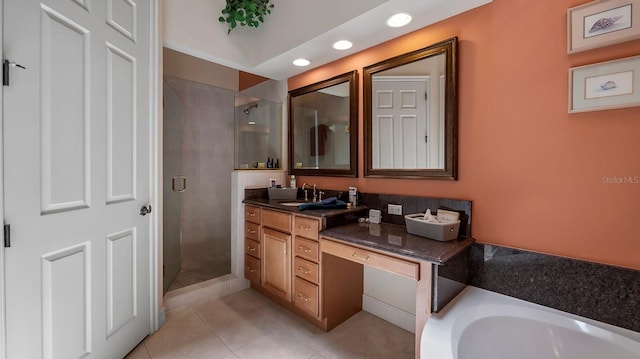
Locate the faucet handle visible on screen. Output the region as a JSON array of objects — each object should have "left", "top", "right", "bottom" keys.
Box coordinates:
[{"left": 319, "top": 191, "right": 325, "bottom": 201}]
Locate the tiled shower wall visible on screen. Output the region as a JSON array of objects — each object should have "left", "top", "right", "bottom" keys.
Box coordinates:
[{"left": 164, "top": 76, "right": 234, "bottom": 290}]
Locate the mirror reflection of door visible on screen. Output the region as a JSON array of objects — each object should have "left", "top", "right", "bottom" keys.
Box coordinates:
[
  {"left": 364, "top": 38, "right": 457, "bottom": 179},
  {"left": 372, "top": 73, "right": 445, "bottom": 170},
  {"left": 372, "top": 76, "right": 429, "bottom": 169}
]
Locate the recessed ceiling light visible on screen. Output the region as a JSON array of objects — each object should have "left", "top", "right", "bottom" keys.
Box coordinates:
[
  {"left": 386, "top": 12, "right": 412, "bottom": 28},
  {"left": 333, "top": 40, "right": 353, "bottom": 50},
  {"left": 293, "top": 58, "right": 311, "bottom": 67}
]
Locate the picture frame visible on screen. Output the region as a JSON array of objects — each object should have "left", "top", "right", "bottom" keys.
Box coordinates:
[
  {"left": 567, "top": 0, "right": 640, "bottom": 53},
  {"left": 569, "top": 55, "right": 640, "bottom": 113}
]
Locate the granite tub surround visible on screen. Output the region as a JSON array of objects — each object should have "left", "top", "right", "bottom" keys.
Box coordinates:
[
  {"left": 432, "top": 249, "right": 469, "bottom": 312},
  {"left": 469, "top": 244, "right": 640, "bottom": 332}
]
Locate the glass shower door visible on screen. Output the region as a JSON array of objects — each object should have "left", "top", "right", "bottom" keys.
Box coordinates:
[
  {"left": 163, "top": 76, "right": 234, "bottom": 293},
  {"left": 163, "top": 79, "right": 183, "bottom": 293}
]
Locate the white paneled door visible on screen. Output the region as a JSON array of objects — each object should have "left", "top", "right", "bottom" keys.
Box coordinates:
[{"left": 3, "top": 0, "right": 154, "bottom": 358}]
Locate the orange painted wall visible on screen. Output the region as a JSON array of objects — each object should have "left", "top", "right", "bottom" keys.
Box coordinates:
[
  {"left": 238, "top": 71, "right": 269, "bottom": 91},
  {"left": 288, "top": 0, "right": 640, "bottom": 270}
]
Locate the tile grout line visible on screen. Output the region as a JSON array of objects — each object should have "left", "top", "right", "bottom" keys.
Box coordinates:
[{"left": 192, "top": 310, "right": 237, "bottom": 356}]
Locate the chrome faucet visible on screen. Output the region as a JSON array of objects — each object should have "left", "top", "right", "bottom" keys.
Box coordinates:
[
  {"left": 301, "top": 183, "right": 309, "bottom": 201},
  {"left": 319, "top": 191, "right": 325, "bottom": 202},
  {"left": 312, "top": 184, "right": 317, "bottom": 202}
]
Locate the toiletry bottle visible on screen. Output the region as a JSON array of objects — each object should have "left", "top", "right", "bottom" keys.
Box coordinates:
[
  {"left": 290, "top": 175, "right": 296, "bottom": 188},
  {"left": 348, "top": 186, "right": 357, "bottom": 206}
]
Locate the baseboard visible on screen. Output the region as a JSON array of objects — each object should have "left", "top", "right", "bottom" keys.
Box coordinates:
[
  {"left": 157, "top": 307, "right": 166, "bottom": 329},
  {"left": 362, "top": 294, "right": 415, "bottom": 333}
]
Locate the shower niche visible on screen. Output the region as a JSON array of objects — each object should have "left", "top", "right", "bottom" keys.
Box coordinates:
[{"left": 234, "top": 97, "right": 283, "bottom": 170}]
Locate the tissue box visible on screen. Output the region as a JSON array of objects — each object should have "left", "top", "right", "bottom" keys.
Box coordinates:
[
  {"left": 404, "top": 213, "right": 460, "bottom": 241},
  {"left": 268, "top": 187, "right": 298, "bottom": 200}
]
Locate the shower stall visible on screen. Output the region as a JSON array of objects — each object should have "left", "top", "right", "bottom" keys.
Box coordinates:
[
  {"left": 163, "top": 76, "right": 283, "bottom": 293},
  {"left": 163, "top": 76, "right": 235, "bottom": 292}
]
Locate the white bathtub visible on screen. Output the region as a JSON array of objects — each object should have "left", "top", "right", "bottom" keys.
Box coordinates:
[{"left": 421, "top": 286, "right": 640, "bottom": 359}]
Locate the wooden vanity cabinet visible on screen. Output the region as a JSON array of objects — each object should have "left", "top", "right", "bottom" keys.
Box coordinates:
[
  {"left": 244, "top": 205, "right": 261, "bottom": 285},
  {"left": 243, "top": 204, "right": 363, "bottom": 332},
  {"left": 292, "top": 215, "right": 322, "bottom": 318}
]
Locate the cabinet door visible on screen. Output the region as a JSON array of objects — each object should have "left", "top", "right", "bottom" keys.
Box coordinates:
[{"left": 262, "top": 228, "right": 292, "bottom": 301}]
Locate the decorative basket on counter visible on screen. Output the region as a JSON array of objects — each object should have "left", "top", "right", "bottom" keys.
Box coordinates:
[{"left": 404, "top": 214, "right": 460, "bottom": 242}]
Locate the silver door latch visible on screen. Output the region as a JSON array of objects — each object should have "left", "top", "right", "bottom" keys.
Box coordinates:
[
  {"left": 140, "top": 204, "right": 152, "bottom": 216},
  {"left": 3, "top": 59, "right": 26, "bottom": 86}
]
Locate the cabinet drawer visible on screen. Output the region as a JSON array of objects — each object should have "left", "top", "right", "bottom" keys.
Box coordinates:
[
  {"left": 245, "top": 254, "right": 261, "bottom": 284},
  {"left": 245, "top": 205, "right": 261, "bottom": 224},
  {"left": 245, "top": 238, "right": 260, "bottom": 259},
  {"left": 262, "top": 209, "right": 292, "bottom": 233},
  {"left": 245, "top": 222, "right": 260, "bottom": 241},
  {"left": 320, "top": 238, "right": 420, "bottom": 280},
  {"left": 294, "top": 257, "right": 319, "bottom": 284},
  {"left": 293, "top": 277, "right": 319, "bottom": 317},
  {"left": 294, "top": 237, "right": 319, "bottom": 262},
  {"left": 294, "top": 216, "right": 320, "bottom": 240}
]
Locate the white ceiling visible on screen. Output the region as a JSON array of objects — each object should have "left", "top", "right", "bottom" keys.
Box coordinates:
[{"left": 163, "top": 0, "right": 492, "bottom": 81}]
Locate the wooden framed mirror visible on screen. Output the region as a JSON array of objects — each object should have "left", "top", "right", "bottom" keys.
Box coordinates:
[
  {"left": 289, "top": 70, "right": 358, "bottom": 177},
  {"left": 364, "top": 37, "right": 457, "bottom": 180}
]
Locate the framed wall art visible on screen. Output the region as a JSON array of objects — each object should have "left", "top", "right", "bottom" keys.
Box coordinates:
[
  {"left": 568, "top": 0, "right": 640, "bottom": 53},
  {"left": 569, "top": 55, "right": 640, "bottom": 113}
]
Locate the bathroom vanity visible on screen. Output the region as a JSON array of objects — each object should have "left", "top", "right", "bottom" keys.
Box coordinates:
[
  {"left": 242, "top": 192, "right": 472, "bottom": 358},
  {"left": 243, "top": 199, "right": 366, "bottom": 327}
]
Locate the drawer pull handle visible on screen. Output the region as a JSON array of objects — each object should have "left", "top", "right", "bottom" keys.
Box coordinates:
[
  {"left": 297, "top": 266, "right": 311, "bottom": 274},
  {"left": 247, "top": 229, "right": 256, "bottom": 234},
  {"left": 246, "top": 266, "right": 256, "bottom": 273},
  {"left": 247, "top": 246, "right": 256, "bottom": 252},
  {"left": 297, "top": 225, "right": 311, "bottom": 231},
  {"left": 297, "top": 293, "right": 311, "bottom": 302},
  {"left": 352, "top": 252, "right": 370, "bottom": 261},
  {"left": 246, "top": 212, "right": 255, "bottom": 217},
  {"left": 297, "top": 246, "right": 311, "bottom": 253}
]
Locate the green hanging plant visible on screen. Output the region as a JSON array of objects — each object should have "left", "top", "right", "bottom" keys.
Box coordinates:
[{"left": 218, "top": 0, "right": 275, "bottom": 35}]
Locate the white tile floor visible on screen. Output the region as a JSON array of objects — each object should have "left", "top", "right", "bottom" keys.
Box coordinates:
[{"left": 126, "top": 288, "right": 414, "bottom": 359}]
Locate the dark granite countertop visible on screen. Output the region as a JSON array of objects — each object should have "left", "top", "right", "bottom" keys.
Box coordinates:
[
  {"left": 243, "top": 198, "right": 367, "bottom": 218},
  {"left": 320, "top": 222, "right": 474, "bottom": 265}
]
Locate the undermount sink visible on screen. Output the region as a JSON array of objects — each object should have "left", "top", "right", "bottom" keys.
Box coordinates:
[{"left": 279, "top": 202, "right": 304, "bottom": 207}]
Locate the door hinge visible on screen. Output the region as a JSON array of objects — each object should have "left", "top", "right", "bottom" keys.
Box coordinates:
[
  {"left": 4, "top": 224, "right": 10, "bottom": 247},
  {"left": 425, "top": 92, "right": 428, "bottom": 101},
  {"left": 3, "top": 59, "right": 27, "bottom": 86},
  {"left": 425, "top": 135, "right": 428, "bottom": 143}
]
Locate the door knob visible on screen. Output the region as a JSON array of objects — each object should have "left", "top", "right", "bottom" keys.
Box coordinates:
[{"left": 140, "top": 204, "right": 152, "bottom": 216}]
